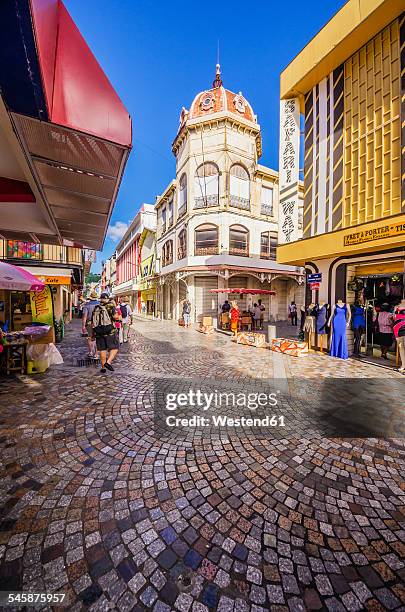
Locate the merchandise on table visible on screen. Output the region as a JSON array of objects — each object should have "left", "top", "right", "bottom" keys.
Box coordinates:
[{"left": 271, "top": 338, "right": 309, "bottom": 357}]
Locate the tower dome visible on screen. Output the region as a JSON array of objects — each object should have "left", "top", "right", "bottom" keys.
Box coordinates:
[{"left": 181, "top": 65, "right": 257, "bottom": 125}]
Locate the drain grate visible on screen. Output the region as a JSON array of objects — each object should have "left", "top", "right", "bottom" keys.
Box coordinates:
[{"left": 76, "top": 358, "right": 100, "bottom": 367}]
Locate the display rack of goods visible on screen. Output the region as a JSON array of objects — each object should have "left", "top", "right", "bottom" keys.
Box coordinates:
[
  {"left": 271, "top": 338, "right": 308, "bottom": 357},
  {"left": 236, "top": 332, "right": 267, "bottom": 348}
]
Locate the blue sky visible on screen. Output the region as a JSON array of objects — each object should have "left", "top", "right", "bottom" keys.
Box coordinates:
[{"left": 64, "top": 0, "right": 346, "bottom": 272}]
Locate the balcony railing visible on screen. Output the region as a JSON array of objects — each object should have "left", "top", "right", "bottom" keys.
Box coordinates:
[
  {"left": 0, "top": 240, "right": 83, "bottom": 265},
  {"left": 260, "top": 250, "right": 277, "bottom": 260},
  {"left": 162, "top": 255, "right": 173, "bottom": 267},
  {"left": 261, "top": 203, "right": 273, "bottom": 216},
  {"left": 194, "top": 195, "right": 219, "bottom": 209},
  {"left": 178, "top": 204, "right": 187, "bottom": 218},
  {"left": 230, "top": 195, "right": 250, "bottom": 210},
  {"left": 161, "top": 223, "right": 166, "bottom": 234},
  {"left": 195, "top": 245, "right": 219, "bottom": 256},
  {"left": 168, "top": 217, "right": 173, "bottom": 228},
  {"left": 178, "top": 247, "right": 187, "bottom": 260},
  {"left": 229, "top": 247, "right": 249, "bottom": 257}
]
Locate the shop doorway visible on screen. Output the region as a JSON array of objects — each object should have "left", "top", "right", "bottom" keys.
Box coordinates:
[{"left": 354, "top": 270, "right": 403, "bottom": 367}]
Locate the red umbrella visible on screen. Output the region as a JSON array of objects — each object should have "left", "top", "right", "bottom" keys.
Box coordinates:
[
  {"left": 210, "top": 288, "right": 276, "bottom": 295},
  {"left": 0, "top": 261, "right": 45, "bottom": 291}
]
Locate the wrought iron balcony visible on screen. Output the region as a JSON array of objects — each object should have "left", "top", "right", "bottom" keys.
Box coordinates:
[
  {"left": 261, "top": 203, "right": 273, "bottom": 216},
  {"left": 177, "top": 247, "right": 186, "bottom": 260},
  {"left": 195, "top": 246, "right": 219, "bottom": 256},
  {"left": 229, "top": 247, "right": 249, "bottom": 257},
  {"left": 194, "top": 195, "right": 219, "bottom": 209},
  {"left": 178, "top": 204, "right": 187, "bottom": 218},
  {"left": 230, "top": 195, "right": 250, "bottom": 210}
]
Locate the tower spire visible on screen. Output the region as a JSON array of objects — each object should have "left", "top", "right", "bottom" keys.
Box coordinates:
[{"left": 213, "top": 62, "right": 222, "bottom": 88}]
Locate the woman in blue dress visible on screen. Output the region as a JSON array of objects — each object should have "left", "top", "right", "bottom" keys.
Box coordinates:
[{"left": 328, "top": 300, "right": 351, "bottom": 359}]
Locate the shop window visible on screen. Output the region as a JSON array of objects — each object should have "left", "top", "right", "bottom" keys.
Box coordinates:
[
  {"left": 162, "top": 240, "right": 173, "bottom": 266},
  {"left": 195, "top": 224, "right": 219, "bottom": 255},
  {"left": 194, "top": 163, "right": 219, "bottom": 208},
  {"left": 178, "top": 229, "right": 187, "bottom": 260},
  {"left": 229, "top": 225, "right": 249, "bottom": 256},
  {"left": 178, "top": 174, "right": 187, "bottom": 217},
  {"left": 230, "top": 164, "right": 250, "bottom": 210},
  {"left": 260, "top": 232, "right": 278, "bottom": 259},
  {"left": 7, "top": 241, "right": 42, "bottom": 260}
]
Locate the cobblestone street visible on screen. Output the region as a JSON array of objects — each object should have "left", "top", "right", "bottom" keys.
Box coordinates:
[{"left": 0, "top": 318, "right": 404, "bottom": 611}]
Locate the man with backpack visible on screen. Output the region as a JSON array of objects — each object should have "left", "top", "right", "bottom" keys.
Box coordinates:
[
  {"left": 182, "top": 299, "right": 192, "bottom": 327},
  {"left": 91, "top": 292, "right": 119, "bottom": 373},
  {"left": 119, "top": 296, "right": 133, "bottom": 342}
]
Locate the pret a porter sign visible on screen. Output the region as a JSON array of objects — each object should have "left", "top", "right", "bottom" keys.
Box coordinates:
[
  {"left": 278, "top": 98, "right": 300, "bottom": 244},
  {"left": 344, "top": 222, "right": 405, "bottom": 246}
]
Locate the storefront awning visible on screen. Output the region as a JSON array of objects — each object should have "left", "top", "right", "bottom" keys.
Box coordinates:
[
  {"left": 21, "top": 266, "right": 72, "bottom": 285},
  {"left": 0, "top": 0, "right": 132, "bottom": 250}
]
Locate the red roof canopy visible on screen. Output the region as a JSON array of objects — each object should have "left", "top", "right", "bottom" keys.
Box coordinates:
[{"left": 210, "top": 288, "right": 276, "bottom": 295}]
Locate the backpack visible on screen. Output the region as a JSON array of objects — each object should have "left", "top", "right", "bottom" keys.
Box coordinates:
[
  {"left": 120, "top": 304, "right": 128, "bottom": 319},
  {"left": 91, "top": 305, "right": 114, "bottom": 336}
]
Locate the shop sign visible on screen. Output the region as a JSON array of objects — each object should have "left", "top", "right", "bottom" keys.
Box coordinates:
[
  {"left": 344, "top": 222, "right": 405, "bottom": 246},
  {"left": 309, "top": 282, "right": 320, "bottom": 290},
  {"left": 36, "top": 275, "right": 71, "bottom": 285},
  {"left": 307, "top": 273, "right": 322, "bottom": 283},
  {"left": 278, "top": 98, "right": 300, "bottom": 244},
  {"left": 30, "top": 286, "right": 53, "bottom": 326}
]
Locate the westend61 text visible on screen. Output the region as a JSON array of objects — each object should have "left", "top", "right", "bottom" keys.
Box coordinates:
[{"left": 165, "top": 414, "right": 285, "bottom": 428}]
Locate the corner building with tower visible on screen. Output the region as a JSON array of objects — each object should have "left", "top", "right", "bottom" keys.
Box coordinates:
[{"left": 156, "top": 66, "right": 304, "bottom": 326}]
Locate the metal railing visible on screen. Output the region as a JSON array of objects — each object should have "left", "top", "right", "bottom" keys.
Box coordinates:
[
  {"left": 194, "top": 195, "right": 219, "bottom": 208},
  {"left": 230, "top": 195, "right": 250, "bottom": 210},
  {"left": 177, "top": 247, "right": 187, "bottom": 260},
  {"left": 178, "top": 204, "right": 187, "bottom": 218},
  {"left": 195, "top": 245, "right": 219, "bottom": 256},
  {"left": 0, "top": 240, "right": 83, "bottom": 265},
  {"left": 229, "top": 247, "right": 249, "bottom": 257},
  {"left": 261, "top": 203, "right": 273, "bottom": 216}
]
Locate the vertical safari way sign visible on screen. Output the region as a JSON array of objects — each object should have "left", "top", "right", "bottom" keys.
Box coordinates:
[{"left": 278, "top": 98, "right": 300, "bottom": 244}]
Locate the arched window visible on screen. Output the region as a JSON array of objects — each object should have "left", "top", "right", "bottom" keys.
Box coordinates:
[
  {"left": 162, "top": 239, "right": 173, "bottom": 266},
  {"left": 229, "top": 225, "right": 249, "bottom": 256},
  {"left": 195, "top": 224, "right": 219, "bottom": 256},
  {"left": 230, "top": 164, "right": 250, "bottom": 210},
  {"left": 260, "top": 232, "right": 278, "bottom": 260},
  {"left": 178, "top": 229, "right": 187, "bottom": 260},
  {"left": 178, "top": 174, "right": 187, "bottom": 217},
  {"left": 194, "top": 163, "right": 219, "bottom": 209}
]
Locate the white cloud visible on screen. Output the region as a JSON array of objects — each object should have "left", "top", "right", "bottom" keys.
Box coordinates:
[{"left": 107, "top": 221, "right": 128, "bottom": 242}]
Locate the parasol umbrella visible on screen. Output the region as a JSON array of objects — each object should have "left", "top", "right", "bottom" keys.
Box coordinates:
[
  {"left": 0, "top": 261, "right": 45, "bottom": 291},
  {"left": 210, "top": 288, "right": 276, "bottom": 295}
]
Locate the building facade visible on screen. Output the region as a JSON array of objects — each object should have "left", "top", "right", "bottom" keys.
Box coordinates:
[
  {"left": 277, "top": 0, "right": 404, "bottom": 355},
  {"left": 113, "top": 204, "right": 157, "bottom": 311},
  {"left": 156, "top": 66, "right": 304, "bottom": 325}
]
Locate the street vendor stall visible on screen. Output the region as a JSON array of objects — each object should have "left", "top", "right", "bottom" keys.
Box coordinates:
[
  {"left": 0, "top": 262, "right": 59, "bottom": 374},
  {"left": 210, "top": 288, "right": 276, "bottom": 331}
]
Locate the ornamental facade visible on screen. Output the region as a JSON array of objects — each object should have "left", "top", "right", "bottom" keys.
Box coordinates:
[{"left": 155, "top": 66, "right": 305, "bottom": 325}]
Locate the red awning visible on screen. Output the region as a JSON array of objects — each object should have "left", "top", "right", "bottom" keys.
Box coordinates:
[{"left": 210, "top": 288, "right": 276, "bottom": 295}]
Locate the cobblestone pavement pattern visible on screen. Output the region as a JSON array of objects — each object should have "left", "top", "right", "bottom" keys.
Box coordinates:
[{"left": 0, "top": 318, "right": 404, "bottom": 612}]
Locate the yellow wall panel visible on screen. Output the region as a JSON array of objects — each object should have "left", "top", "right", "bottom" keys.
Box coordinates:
[{"left": 343, "top": 19, "right": 400, "bottom": 228}]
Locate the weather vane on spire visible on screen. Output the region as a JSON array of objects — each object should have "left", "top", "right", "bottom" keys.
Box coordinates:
[{"left": 213, "top": 40, "right": 222, "bottom": 88}]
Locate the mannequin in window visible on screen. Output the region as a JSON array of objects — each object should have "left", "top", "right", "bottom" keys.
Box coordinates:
[
  {"left": 328, "top": 299, "right": 351, "bottom": 359},
  {"left": 351, "top": 301, "right": 366, "bottom": 357},
  {"left": 315, "top": 302, "right": 329, "bottom": 352}
]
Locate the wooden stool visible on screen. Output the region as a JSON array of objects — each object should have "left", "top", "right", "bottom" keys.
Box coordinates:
[{"left": 5, "top": 343, "right": 27, "bottom": 375}]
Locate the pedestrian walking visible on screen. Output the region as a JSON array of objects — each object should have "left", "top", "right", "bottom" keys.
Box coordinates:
[
  {"left": 182, "top": 299, "right": 192, "bottom": 327},
  {"left": 91, "top": 292, "right": 119, "bottom": 373},
  {"left": 119, "top": 296, "right": 133, "bottom": 342},
  {"left": 81, "top": 291, "right": 99, "bottom": 359},
  {"left": 288, "top": 301, "right": 298, "bottom": 326}
]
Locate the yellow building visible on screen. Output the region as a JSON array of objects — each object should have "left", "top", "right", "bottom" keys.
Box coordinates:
[{"left": 277, "top": 0, "right": 404, "bottom": 347}]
